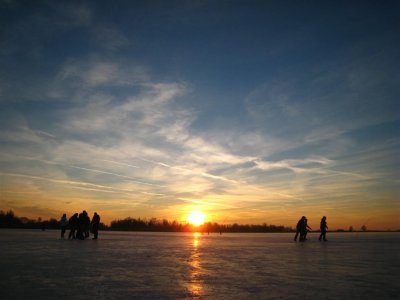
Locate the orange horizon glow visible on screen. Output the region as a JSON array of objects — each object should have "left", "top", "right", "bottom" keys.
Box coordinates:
[{"left": 1, "top": 203, "right": 400, "bottom": 231}]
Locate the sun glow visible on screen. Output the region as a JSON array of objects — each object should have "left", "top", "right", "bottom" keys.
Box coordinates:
[{"left": 188, "top": 211, "right": 205, "bottom": 226}]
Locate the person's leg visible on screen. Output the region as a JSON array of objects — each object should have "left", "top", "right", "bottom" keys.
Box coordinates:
[
  {"left": 92, "top": 226, "right": 98, "bottom": 239},
  {"left": 85, "top": 226, "right": 90, "bottom": 238}
]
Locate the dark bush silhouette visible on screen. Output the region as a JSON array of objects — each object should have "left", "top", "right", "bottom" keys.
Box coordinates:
[{"left": 0, "top": 210, "right": 23, "bottom": 228}]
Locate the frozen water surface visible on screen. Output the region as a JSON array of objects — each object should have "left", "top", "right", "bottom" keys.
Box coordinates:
[{"left": 0, "top": 230, "right": 399, "bottom": 299}]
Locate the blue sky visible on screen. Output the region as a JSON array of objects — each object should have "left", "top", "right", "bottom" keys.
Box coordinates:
[{"left": 0, "top": 0, "right": 399, "bottom": 229}]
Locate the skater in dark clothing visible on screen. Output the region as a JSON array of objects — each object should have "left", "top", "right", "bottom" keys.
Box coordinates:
[
  {"left": 319, "top": 216, "right": 328, "bottom": 241},
  {"left": 294, "top": 216, "right": 305, "bottom": 241},
  {"left": 68, "top": 213, "right": 78, "bottom": 239},
  {"left": 83, "top": 210, "right": 90, "bottom": 238},
  {"left": 76, "top": 212, "right": 85, "bottom": 240},
  {"left": 300, "top": 218, "right": 312, "bottom": 242},
  {"left": 91, "top": 212, "right": 100, "bottom": 239},
  {"left": 60, "top": 213, "right": 68, "bottom": 238}
]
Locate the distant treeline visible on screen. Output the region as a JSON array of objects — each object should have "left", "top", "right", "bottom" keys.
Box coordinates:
[
  {"left": 0, "top": 210, "right": 291, "bottom": 232},
  {"left": 5, "top": 210, "right": 396, "bottom": 232},
  {"left": 109, "top": 217, "right": 292, "bottom": 233}
]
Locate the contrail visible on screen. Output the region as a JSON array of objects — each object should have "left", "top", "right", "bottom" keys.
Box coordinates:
[
  {"left": 100, "top": 159, "right": 140, "bottom": 169},
  {"left": 139, "top": 157, "right": 171, "bottom": 168},
  {"left": 34, "top": 130, "right": 56, "bottom": 138},
  {"left": 69, "top": 185, "right": 129, "bottom": 194},
  {"left": 10, "top": 155, "right": 156, "bottom": 187},
  {"left": 177, "top": 197, "right": 234, "bottom": 208},
  {"left": 70, "top": 165, "right": 163, "bottom": 187},
  {"left": 0, "top": 172, "right": 117, "bottom": 190},
  {"left": 0, "top": 172, "right": 164, "bottom": 196},
  {"left": 139, "top": 157, "right": 237, "bottom": 183}
]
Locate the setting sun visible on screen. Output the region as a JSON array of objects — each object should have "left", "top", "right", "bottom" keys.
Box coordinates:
[{"left": 188, "top": 212, "right": 205, "bottom": 226}]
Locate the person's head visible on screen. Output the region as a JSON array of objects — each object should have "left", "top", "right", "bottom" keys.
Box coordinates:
[
  {"left": 322, "top": 216, "right": 326, "bottom": 220},
  {"left": 62, "top": 213, "right": 66, "bottom": 218},
  {"left": 74, "top": 213, "right": 78, "bottom": 217},
  {"left": 83, "top": 210, "right": 87, "bottom": 215},
  {"left": 301, "top": 216, "right": 305, "bottom": 220}
]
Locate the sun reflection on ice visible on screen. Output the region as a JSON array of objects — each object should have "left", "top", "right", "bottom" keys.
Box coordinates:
[
  {"left": 192, "top": 232, "right": 200, "bottom": 248},
  {"left": 188, "top": 232, "right": 203, "bottom": 297}
]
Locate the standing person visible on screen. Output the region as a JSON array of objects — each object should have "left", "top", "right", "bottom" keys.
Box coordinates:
[
  {"left": 76, "top": 211, "right": 85, "bottom": 240},
  {"left": 294, "top": 216, "right": 305, "bottom": 241},
  {"left": 68, "top": 213, "right": 78, "bottom": 239},
  {"left": 60, "top": 213, "right": 68, "bottom": 238},
  {"left": 91, "top": 212, "right": 100, "bottom": 239},
  {"left": 319, "top": 216, "right": 328, "bottom": 241},
  {"left": 300, "top": 217, "right": 312, "bottom": 242},
  {"left": 83, "top": 210, "right": 91, "bottom": 239}
]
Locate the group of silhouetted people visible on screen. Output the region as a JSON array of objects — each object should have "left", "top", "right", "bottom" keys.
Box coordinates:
[
  {"left": 59, "top": 211, "right": 100, "bottom": 240},
  {"left": 294, "top": 216, "right": 328, "bottom": 242}
]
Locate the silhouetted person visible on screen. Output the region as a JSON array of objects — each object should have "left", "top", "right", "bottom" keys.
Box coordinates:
[
  {"left": 91, "top": 212, "right": 100, "bottom": 239},
  {"left": 76, "top": 212, "right": 85, "bottom": 240},
  {"left": 294, "top": 216, "right": 305, "bottom": 241},
  {"left": 60, "top": 213, "right": 68, "bottom": 238},
  {"left": 319, "top": 216, "right": 328, "bottom": 241},
  {"left": 83, "top": 210, "right": 90, "bottom": 238},
  {"left": 300, "top": 217, "right": 312, "bottom": 242},
  {"left": 68, "top": 213, "right": 78, "bottom": 239}
]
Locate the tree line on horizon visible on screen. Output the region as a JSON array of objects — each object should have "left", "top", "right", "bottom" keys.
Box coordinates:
[
  {"left": 0, "top": 210, "right": 291, "bottom": 232},
  {"left": 109, "top": 217, "right": 292, "bottom": 233},
  {"left": 0, "top": 210, "right": 108, "bottom": 230},
  {"left": 2, "top": 210, "right": 397, "bottom": 232}
]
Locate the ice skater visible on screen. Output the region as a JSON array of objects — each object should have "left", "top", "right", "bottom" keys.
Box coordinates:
[
  {"left": 294, "top": 216, "right": 305, "bottom": 241},
  {"left": 319, "top": 216, "right": 328, "bottom": 241},
  {"left": 83, "top": 210, "right": 90, "bottom": 238},
  {"left": 76, "top": 211, "right": 86, "bottom": 240},
  {"left": 68, "top": 213, "right": 78, "bottom": 239},
  {"left": 91, "top": 212, "right": 100, "bottom": 239},
  {"left": 300, "top": 217, "right": 312, "bottom": 242},
  {"left": 60, "top": 213, "right": 68, "bottom": 238}
]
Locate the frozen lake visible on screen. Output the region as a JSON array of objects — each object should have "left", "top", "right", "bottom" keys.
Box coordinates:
[{"left": 0, "top": 230, "right": 399, "bottom": 299}]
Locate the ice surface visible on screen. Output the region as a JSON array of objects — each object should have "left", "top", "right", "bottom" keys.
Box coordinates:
[{"left": 0, "top": 230, "right": 399, "bottom": 299}]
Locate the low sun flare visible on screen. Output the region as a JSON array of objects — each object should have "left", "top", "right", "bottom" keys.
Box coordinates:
[{"left": 188, "top": 211, "right": 205, "bottom": 226}]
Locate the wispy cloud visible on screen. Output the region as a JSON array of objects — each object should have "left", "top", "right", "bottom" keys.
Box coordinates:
[
  {"left": 69, "top": 165, "right": 162, "bottom": 187},
  {"left": 100, "top": 160, "right": 139, "bottom": 169}
]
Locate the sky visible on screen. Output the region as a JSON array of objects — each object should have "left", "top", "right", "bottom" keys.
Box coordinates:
[{"left": 0, "top": 0, "right": 399, "bottom": 230}]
